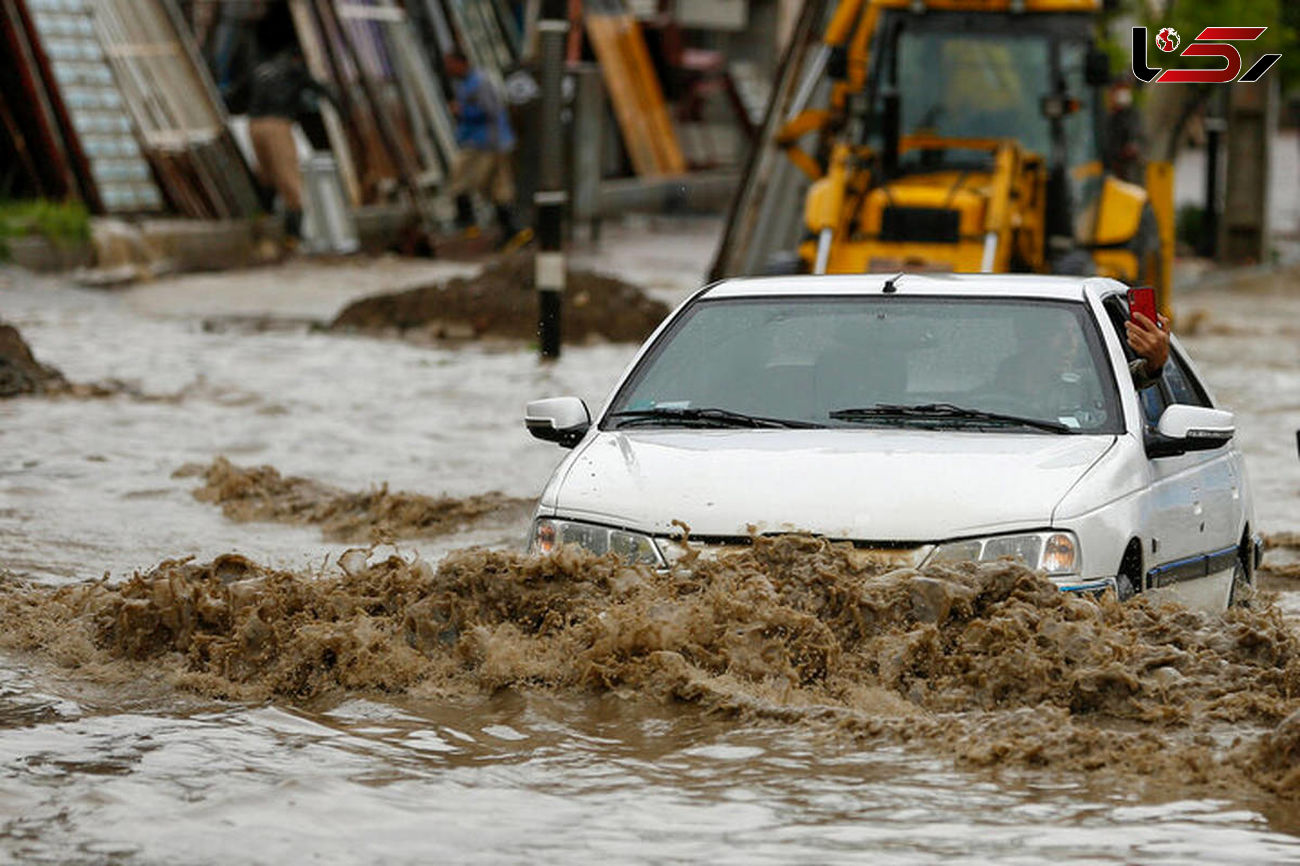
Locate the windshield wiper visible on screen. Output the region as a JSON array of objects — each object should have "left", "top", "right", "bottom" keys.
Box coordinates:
[
  {"left": 607, "top": 407, "right": 822, "bottom": 429},
  {"left": 828, "top": 403, "right": 1077, "bottom": 434}
]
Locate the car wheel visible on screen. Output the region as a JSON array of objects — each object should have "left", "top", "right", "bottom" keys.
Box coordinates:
[
  {"left": 1115, "top": 571, "right": 1136, "bottom": 602},
  {"left": 1228, "top": 548, "right": 1253, "bottom": 608},
  {"left": 1116, "top": 542, "right": 1142, "bottom": 602}
]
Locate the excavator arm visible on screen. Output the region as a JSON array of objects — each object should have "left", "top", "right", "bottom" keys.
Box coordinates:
[
  {"left": 711, "top": 0, "right": 1173, "bottom": 299},
  {"left": 774, "top": 0, "right": 881, "bottom": 182}
]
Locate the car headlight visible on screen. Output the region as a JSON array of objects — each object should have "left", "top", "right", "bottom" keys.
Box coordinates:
[
  {"left": 924, "top": 530, "right": 1079, "bottom": 576},
  {"left": 531, "top": 518, "right": 663, "bottom": 566}
]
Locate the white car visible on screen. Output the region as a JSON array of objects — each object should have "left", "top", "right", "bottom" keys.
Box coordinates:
[{"left": 525, "top": 274, "right": 1260, "bottom": 613}]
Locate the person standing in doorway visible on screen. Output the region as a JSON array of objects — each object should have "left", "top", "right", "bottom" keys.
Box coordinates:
[
  {"left": 247, "top": 26, "right": 333, "bottom": 249},
  {"left": 443, "top": 51, "right": 523, "bottom": 247}
]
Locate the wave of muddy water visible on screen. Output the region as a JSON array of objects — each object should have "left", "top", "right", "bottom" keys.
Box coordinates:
[
  {"left": 6, "top": 541, "right": 1300, "bottom": 863},
  {"left": 3, "top": 254, "right": 1300, "bottom": 863},
  {"left": 177, "top": 456, "right": 533, "bottom": 544}
]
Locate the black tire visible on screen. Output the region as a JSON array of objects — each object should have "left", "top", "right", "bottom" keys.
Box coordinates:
[
  {"left": 1115, "top": 571, "right": 1136, "bottom": 602},
  {"left": 1228, "top": 547, "right": 1254, "bottom": 608},
  {"left": 1116, "top": 541, "right": 1142, "bottom": 602}
]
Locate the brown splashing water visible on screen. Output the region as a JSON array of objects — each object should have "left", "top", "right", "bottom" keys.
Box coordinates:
[
  {"left": 4, "top": 535, "right": 1300, "bottom": 802},
  {"left": 175, "top": 457, "right": 533, "bottom": 543}
]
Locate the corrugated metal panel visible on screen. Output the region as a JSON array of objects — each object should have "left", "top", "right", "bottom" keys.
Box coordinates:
[
  {"left": 25, "top": 0, "right": 163, "bottom": 211},
  {"left": 93, "top": 0, "right": 261, "bottom": 218}
]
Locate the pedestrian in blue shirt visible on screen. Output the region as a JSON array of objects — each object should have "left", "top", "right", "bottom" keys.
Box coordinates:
[{"left": 444, "top": 51, "right": 522, "bottom": 246}]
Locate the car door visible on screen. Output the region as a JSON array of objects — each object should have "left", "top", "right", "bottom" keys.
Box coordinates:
[
  {"left": 1161, "top": 346, "right": 1241, "bottom": 576},
  {"left": 1134, "top": 371, "right": 1207, "bottom": 586},
  {"left": 1099, "top": 298, "right": 1215, "bottom": 592}
]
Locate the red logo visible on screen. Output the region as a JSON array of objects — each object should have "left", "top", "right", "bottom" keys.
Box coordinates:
[{"left": 1132, "top": 26, "right": 1281, "bottom": 84}]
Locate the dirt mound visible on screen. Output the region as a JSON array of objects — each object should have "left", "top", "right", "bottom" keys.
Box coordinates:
[
  {"left": 177, "top": 457, "right": 532, "bottom": 543},
  {"left": 5, "top": 535, "right": 1300, "bottom": 799},
  {"left": 0, "top": 320, "right": 159, "bottom": 399},
  {"left": 0, "top": 321, "right": 68, "bottom": 397},
  {"left": 329, "top": 250, "right": 670, "bottom": 343}
]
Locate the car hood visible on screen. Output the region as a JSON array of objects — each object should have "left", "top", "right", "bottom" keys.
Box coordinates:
[{"left": 550, "top": 429, "right": 1115, "bottom": 541}]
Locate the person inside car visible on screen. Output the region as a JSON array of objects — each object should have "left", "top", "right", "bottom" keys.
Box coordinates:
[
  {"left": 1126, "top": 310, "right": 1170, "bottom": 389},
  {"left": 994, "top": 305, "right": 1170, "bottom": 425}
]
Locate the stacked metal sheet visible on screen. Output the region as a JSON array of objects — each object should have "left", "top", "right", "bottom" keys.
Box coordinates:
[
  {"left": 92, "top": 0, "right": 261, "bottom": 218},
  {"left": 23, "top": 0, "right": 163, "bottom": 212},
  {"left": 444, "top": 0, "right": 518, "bottom": 84},
  {"left": 290, "top": 0, "right": 466, "bottom": 222}
]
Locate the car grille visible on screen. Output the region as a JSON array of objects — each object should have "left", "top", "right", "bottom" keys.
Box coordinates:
[{"left": 658, "top": 538, "right": 930, "bottom": 570}]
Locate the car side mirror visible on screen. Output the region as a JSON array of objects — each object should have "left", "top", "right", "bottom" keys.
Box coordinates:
[
  {"left": 525, "top": 397, "right": 591, "bottom": 448},
  {"left": 1145, "top": 405, "right": 1234, "bottom": 458}
]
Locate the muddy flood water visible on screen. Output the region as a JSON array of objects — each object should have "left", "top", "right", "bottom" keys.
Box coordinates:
[{"left": 2, "top": 235, "right": 1300, "bottom": 864}]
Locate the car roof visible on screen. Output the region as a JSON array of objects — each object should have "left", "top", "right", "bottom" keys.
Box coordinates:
[{"left": 700, "top": 273, "right": 1127, "bottom": 302}]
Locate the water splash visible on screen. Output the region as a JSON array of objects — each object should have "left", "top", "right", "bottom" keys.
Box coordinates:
[
  {"left": 176, "top": 457, "right": 533, "bottom": 543},
  {"left": 4, "top": 535, "right": 1300, "bottom": 800}
]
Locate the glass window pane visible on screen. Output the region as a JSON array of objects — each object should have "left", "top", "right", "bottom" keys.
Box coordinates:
[
  {"left": 609, "top": 297, "right": 1122, "bottom": 433},
  {"left": 1164, "top": 352, "right": 1211, "bottom": 408},
  {"left": 1139, "top": 384, "right": 1166, "bottom": 426}
]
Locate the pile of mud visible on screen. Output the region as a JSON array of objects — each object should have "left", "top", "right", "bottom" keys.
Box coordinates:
[
  {"left": 5, "top": 535, "right": 1300, "bottom": 799},
  {"left": 176, "top": 457, "right": 532, "bottom": 543},
  {"left": 329, "top": 251, "right": 669, "bottom": 343},
  {"left": 0, "top": 320, "right": 159, "bottom": 400},
  {"left": 0, "top": 321, "right": 68, "bottom": 397}
]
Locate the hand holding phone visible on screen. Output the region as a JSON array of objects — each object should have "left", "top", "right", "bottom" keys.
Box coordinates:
[
  {"left": 1125, "top": 286, "right": 1169, "bottom": 375},
  {"left": 1128, "top": 286, "right": 1158, "bottom": 326}
]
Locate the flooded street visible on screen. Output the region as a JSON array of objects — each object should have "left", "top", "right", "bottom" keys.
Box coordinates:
[{"left": 3, "top": 217, "right": 1300, "bottom": 864}]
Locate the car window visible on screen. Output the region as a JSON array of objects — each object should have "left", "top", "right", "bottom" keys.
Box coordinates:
[
  {"left": 1138, "top": 379, "right": 1166, "bottom": 426},
  {"left": 1163, "top": 350, "right": 1212, "bottom": 408},
  {"left": 1102, "top": 294, "right": 1164, "bottom": 426},
  {"left": 1101, "top": 294, "right": 1211, "bottom": 424},
  {"left": 607, "top": 296, "right": 1123, "bottom": 433}
]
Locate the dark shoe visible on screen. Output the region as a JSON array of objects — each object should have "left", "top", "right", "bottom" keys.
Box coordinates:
[
  {"left": 494, "top": 205, "right": 516, "bottom": 235},
  {"left": 257, "top": 183, "right": 276, "bottom": 213},
  {"left": 455, "top": 195, "right": 476, "bottom": 229},
  {"left": 284, "top": 210, "right": 303, "bottom": 240},
  {"left": 494, "top": 205, "right": 522, "bottom": 250}
]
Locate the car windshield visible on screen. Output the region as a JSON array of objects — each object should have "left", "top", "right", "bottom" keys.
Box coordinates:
[{"left": 606, "top": 296, "right": 1122, "bottom": 433}]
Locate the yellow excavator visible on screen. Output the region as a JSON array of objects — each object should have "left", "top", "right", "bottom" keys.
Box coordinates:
[{"left": 711, "top": 0, "right": 1173, "bottom": 314}]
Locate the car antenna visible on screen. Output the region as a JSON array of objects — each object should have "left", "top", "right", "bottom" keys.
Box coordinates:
[{"left": 882, "top": 274, "right": 902, "bottom": 294}]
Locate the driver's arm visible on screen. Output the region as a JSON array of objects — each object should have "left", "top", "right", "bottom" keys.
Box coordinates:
[{"left": 1125, "top": 312, "right": 1170, "bottom": 390}]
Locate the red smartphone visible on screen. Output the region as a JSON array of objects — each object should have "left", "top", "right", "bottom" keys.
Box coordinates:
[{"left": 1128, "top": 286, "right": 1158, "bottom": 325}]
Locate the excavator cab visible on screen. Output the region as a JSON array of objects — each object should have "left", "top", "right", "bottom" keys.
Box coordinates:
[{"left": 712, "top": 0, "right": 1173, "bottom": 310}]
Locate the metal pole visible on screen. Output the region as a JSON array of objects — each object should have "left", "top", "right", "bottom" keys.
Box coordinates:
[
  {"left": 571, "top": 63, "right": 602, "bottom": 228},
  {"left": 1201, "top": 116, "right": 1224, "bottom": 259},
  {"left": 536, "top": 0, "right": 567, "bottom": 360}
]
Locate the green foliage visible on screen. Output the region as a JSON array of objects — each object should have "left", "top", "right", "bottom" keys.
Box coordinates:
[{"left": 0, "top": 200, "right": 91, "bottom": 261}]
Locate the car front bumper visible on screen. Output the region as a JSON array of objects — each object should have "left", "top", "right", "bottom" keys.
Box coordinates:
[{"left": 1048, "top": 575, "right": 1118, "bottom": 596}]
